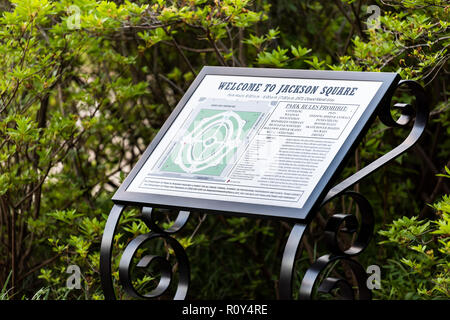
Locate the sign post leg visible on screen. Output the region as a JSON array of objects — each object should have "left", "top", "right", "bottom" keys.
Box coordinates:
[
  {"left": 100, "top": 204, "right": 125, "bottom": 300},
  {"left": 100, "top": 205, "right": 191, "bottom": 300}
]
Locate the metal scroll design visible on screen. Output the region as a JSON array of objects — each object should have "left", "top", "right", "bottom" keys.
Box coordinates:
[
  {"left": 280, "top": 80, "right": 429, "bottom": 300},
  {"left": 299, "top": 191, "right": 374, "bottom": 300},
  {"left": 280, "top": 191, "right": 373, "bottom": 300},
  {"left": 100, "top": 205, "right": 190, "bottom": 300},
  {"left": 322, "top": 80, "right": 429, "bottom": 202}
]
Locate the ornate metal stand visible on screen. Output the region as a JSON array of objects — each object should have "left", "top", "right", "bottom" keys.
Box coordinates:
[
  {"left": 100, "top": 80, "right": 428, "bottom": 300},
  {"left": 100, "top": 206, "right": 190, "bottom": 299}
]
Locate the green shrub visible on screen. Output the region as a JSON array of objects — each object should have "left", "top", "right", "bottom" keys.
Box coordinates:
[
  {"left": 0, "top": 0, "right": 448, "bottom": 299},
  {"left": 377, "top": 169, "right": 450, "bottom": 299}
]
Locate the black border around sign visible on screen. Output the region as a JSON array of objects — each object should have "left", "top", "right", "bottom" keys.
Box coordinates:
[{"left": 112, "top": 66, "right": 400, "bottom": 223}]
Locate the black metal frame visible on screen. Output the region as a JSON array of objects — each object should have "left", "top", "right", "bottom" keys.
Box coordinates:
[{"left": 99, "top": 68, "right": 428, "bottom": 300}]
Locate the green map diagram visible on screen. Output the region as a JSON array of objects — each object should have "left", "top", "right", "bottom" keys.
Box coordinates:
[{"left": 161, "top": 109, "right": 261, "bottom": 176}]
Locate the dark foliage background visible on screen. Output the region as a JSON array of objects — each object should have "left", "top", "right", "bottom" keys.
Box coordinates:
[{"left": 0, "top": 0, "right": 448, "bottom": 299}]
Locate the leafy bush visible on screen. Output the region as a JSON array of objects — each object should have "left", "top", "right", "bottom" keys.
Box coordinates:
[
  {"left": 377, "top": 170, "right": 450, "bottom": 299},
  {"left": 0, "top": 0, "right": 448, "bottom": 299}
]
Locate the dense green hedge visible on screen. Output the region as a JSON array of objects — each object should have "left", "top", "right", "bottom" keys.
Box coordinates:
[{"left": 0, "top": 0, "right": 448, "bottom": 299}]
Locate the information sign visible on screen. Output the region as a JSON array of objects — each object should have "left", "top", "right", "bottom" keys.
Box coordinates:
[{"left": 113, "top": 67, "right": 399, "bottom": 221}]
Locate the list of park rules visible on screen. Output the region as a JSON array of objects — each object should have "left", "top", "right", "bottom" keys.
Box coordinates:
[{"left": 127, "top": 75, "right": 382, "bottom": 209}]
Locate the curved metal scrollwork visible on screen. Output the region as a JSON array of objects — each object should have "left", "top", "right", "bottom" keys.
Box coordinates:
[
  {"left": 298, "top": 191, "right": 374, "bottom": 300},
  {"left": 118, "top": 231, "right": 189, "bottom": 299},
  {"left": 280, "top": 79, "right": 429, "bottom": 300},
  {"left": 280, "top": 191, "right": 373, "bottom": 300},
  {"left": 140, "top": 207, "right": 190, "bottom": 234},
  {"left": 100, "top": 205, "right": 190, "bottom": 300},
  {"left": 323, "top": 79, "right": 428, "bottom": 203},
  {"left": 323, "top": 191, "right": 373, "bottom": 257},
  {"left": 299, "top": 254, "right": 371, "bottom": 300}
]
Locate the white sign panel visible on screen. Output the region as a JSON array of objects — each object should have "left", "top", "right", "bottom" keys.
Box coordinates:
[{"left": 127, "top": 75, "right": 382, "bottom": 209}]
